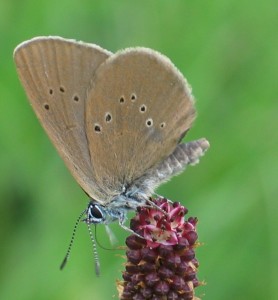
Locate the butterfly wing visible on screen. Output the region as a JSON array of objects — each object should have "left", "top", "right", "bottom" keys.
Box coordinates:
[
  {"left": 85, "top": 48, "right": 196, "bottom": 201},
  {"left": 14, "top": 36, "right": 112, "bottom": 201}
]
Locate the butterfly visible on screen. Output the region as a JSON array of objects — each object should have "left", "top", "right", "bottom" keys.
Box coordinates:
[{"left": 14, "top": 36, "right": 209, "bottom": 273}]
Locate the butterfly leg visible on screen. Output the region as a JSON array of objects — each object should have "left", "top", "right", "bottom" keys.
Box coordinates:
[
  {"left": 152, "top": 192, "right": 173, "bottom": 203},
  {"left": 117, "top": 212, "right": 152, "bottom": 241},
  {"left": 145, "top": 198, "right": 168, "bottom": 215},
  {"left": 118, "top": 221, "right": 145, "bottom": 239}
]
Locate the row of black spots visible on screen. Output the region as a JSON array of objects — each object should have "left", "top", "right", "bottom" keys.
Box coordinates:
[
  {"left": 93, "top": 118, "right": 165, "bottom": 133},
  {"left": 145, "top": 118, "right": 166, "bottom": 129},
  {"left": 119, "top": 95, "right": 146, "bottom": 113},
  {"left": 44, "top": 86, "right": 80, "bottom": 110},
  {"left": 119, "top": 93, "right": 137, "bottom": 104},
  {"left": 94, "top": 117, "right": 152, "bottom": 133},
  {"left": 96, "top": 112, "right": 113, "bottom": 132},
  {"left": 117, "top": 93, "right": 150, "bottom": 115},
  {"left": 49, "top": 86, "right": 65, "bottom": 94},
  {"left": 92, "top": 111, "right": 113, "bottom": 133},
  {"left": 116, "top": 93, "right": 166, "bottom": 129}
]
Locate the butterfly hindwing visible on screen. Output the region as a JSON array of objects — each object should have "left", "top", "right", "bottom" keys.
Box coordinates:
[{"left": 85, "top": 48, "right": 196, "bottom": 200}]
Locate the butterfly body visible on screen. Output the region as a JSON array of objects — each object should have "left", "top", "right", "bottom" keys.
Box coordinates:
[{"left": 87, "top": 188, "right": 148, "bottom": 225}]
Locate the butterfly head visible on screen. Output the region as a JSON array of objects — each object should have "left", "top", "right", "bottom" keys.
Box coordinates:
[{"left": 85, "top": 200, "right": 125, "bottom": 225}]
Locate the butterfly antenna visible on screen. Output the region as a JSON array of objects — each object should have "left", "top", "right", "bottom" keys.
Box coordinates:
[
  {"left": 60, "top": 208, "right": 86, "bottom": 270},
  {"left": 87, "top": 222, "right": 101, "bottom": 276}
]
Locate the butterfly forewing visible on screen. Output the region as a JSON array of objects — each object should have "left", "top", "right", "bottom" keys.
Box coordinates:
[
  {"left": 85, "top": 48, "right": 196, "bottom": 199},
  {"left": 14, "top": 37, "right": 112, "bottom": 201}
]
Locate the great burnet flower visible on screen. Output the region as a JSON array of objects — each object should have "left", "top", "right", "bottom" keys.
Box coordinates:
[{"left": 118, "top": 198, "right": 201, "bottom": 300}]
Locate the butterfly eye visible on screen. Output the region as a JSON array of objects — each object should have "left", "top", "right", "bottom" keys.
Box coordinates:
[{"left": 88, "top": 204, "right": 103, "bottom": 220}]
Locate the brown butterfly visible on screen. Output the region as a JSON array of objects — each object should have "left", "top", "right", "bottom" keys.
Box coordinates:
[{"left": 14, "top": 37, "right": 209, "bottom": 273}]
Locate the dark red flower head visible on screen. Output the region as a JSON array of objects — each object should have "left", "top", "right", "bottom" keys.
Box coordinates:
[{"left": 118, "top": 198, "right": 201, "bottom": 300}]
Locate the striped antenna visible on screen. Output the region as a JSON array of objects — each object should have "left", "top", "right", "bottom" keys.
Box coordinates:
[
  {"left": 87, "top": 222, "right": 101, "bottom": 276},
  {"left": 60, "top": 208, "right": 87, "bottom": 270}
]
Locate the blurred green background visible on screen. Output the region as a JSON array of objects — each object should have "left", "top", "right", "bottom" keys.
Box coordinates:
[{"left": 0, "top": 0, "right": 277, "bottom": 299}]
